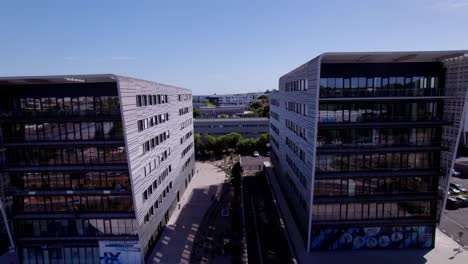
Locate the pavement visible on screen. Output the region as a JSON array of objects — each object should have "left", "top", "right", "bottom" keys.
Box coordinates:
[
  {"left": 264, "top": 162, "right": 468, "bottom": 264},
  {"left": 147, "top": 161, "right": 227, "bottom": 264}
]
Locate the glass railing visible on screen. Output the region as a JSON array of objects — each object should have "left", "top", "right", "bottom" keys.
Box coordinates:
[
  {"left": 320, "top": 88, "right": 445, "bottom": 98},
  {"left": 318, "top": 114, "right": 444, "bottom": 124}
]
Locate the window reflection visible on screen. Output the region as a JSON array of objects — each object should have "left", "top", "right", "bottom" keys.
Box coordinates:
[{"left": 320, "top": 76, "right": 441, "bottom": 97}]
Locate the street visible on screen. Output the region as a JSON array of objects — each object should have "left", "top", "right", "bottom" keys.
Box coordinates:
[
  {"left": 440, "top": 208, "right": 468, "bottom": 250},
  {"left": 242, "top": 170, "right": 294, "bottom": 264}
]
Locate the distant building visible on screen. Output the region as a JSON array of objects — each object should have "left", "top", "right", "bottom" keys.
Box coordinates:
[
  {"left": 194, "top": 117, "right": 269, "bottom": 138},
  {"left": 270, "top": 51, "right": 468, "bottom": 251},
  {"left": 0, "top": 74, "right": 195, "bottom": 263},
  {"left": 193, "top": 92, "right": 267, "bottom": 107},
  {"left": 198, "top": 105, "right": 248, "bottom": 118}
]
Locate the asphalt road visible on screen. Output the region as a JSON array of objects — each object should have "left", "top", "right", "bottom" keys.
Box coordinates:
[
  {"left": 440, "top": 176, "right": 468, "bottom": 250},
  {"left": 242, "top": 171, "right": 294, "bottom": 264},
  {"left": 440, "top": 209, "right": 468, "bottom": 250}
]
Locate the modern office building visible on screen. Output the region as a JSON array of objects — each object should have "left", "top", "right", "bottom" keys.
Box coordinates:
[
  {"left": 0, "top": 74, "right": 195, "bottom": 263},
  {"left": 194, "top": 117, "right": 269, "bottom": 138},
  {"left": 269, "top": 51, "right": 468, "bottom": 251}
]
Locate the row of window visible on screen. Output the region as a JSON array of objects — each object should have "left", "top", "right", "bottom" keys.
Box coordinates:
[
  {"left": 271, "top": 135, "right": 280, "bottom": 150},
  {"left": 137, "top": 113, "right": 169, "bottom": 132},
  {"left": 285, "top": 119, "right": 307, "bottom": 141},
  {"left": 143, "top": 166, "right": 172, "bottom": 202},
  {"left": 271, "top": 111, "right": 279, "bottom": 121},
  {"left": 141, "top": 130, "right": 170, "bottom": 155},
  {"left": 16, "top": 195, "right": 133, "bottom": 213},
  {"left": 319, "top": 76, "right": 439, "bottom": 97},
  {"left": 136, "top": 94, "right": 168, "bottom": 107},
  {"left": 12, "top": 171, "right": 129, "bottom": 191},
  {"left": 2, "top": 121, "right": 123, "bottom": 142},
  {"left": 15, "top": 218, "right": 137, "bottom": 237},
  {"left": 286, "top": 154, "right": 308, "bottom": 189},
  {"left": 286, "top": 137, "right": 306, "bottom": 162},
  {"left": 286, "top": 101, "right": 308, "bottom": 116},
  {"left": 22, "top": 246, "right": 100, "bottom": 264},
  {"left": 285, "top": 172, "right": 308, "bottom": 211},
  {"left": 312, "top": 200, "right": 434, "bottom": 221},
  {"left": 10, "top": 96, "right": 120, "bottom": 114},
  {"left": 318, "top": 101, "right": 441, "bottom": 123},
  {"left": 180, "top": 130, "right": 193, "bottom": 145},
  {"left": 181, "top": 142, "right": 194, "bottom": 158},
  {"left": 6, "top": 146, "right": 127, "bottom": 167},
  {"left": 313, "top": 176, "right": 437, "bottom": 197},
  {"left": 270, "top": 123, "right": 279, "bottom": 135},
  {"left": 317, "top": 127, "right": 440, "bottom": 147},
  {"left": 143, "top": 148, "right": 171, "bottom": 177},
  {"left": 179, "top": 106, "right": 192, "bottom": 116},
  {"left": 178, "top": 94, "right": 192, "bottom": 101},
  {"left": 285, "top": 79, "right": 307, "bottom": 92},
  {"left": 180, "top": 118, "right": 193, "bottom": 130},
  {"left": 182, "top": 155, "right": 193, "bottom": 171},
  {"left": 144, "top": 181, "right": 174, "bottom": 223},
  {"left": 315, "top": 152, "right": 440, "bottom": 172}
]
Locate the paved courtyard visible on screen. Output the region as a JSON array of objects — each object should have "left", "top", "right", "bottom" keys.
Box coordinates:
[{"left": 147, "top": 161, "right": 227, "bottom": 264}]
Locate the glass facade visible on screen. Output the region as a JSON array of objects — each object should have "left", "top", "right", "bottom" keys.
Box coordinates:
[
  {"left": 0, "top": 82, "right": 136, "bottom": 262},
  {"left": 311, "top": 63, "right": 444, "bottom": 250}
]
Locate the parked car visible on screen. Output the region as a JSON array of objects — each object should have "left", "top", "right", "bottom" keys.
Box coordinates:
[
  {"left": 253, "top": 151, "right": 260, "bottom": 157},
  {"left": 446, "top": 197, "right": 461, "bottom": 210},
  {"left": 450, "top": 183, "right": 467, "bottom": 193},
  {"left": 452, "top": 169, "right": 461, "bottom": 178},
  {"left": 449, "top": 187, "right": 461, "bottom": 195},
  {"left": 455, "top": 196, "right": 468, "bottom": 207}
]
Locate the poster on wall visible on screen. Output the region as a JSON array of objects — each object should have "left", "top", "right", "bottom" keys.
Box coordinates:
[
  {"left": 310, "top": 225, "right": 434, "bottom": 250},
  {"left": 99, "top": 240, "right": 143, "bottom": 264}
]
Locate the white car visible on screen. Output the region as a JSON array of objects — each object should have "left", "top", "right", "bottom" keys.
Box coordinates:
[
  {"left": 253, "top": 151, "right": 260, "bottom": 157},
  {"left": 452, "top": 169, "right": 461, "bottom": 177}
]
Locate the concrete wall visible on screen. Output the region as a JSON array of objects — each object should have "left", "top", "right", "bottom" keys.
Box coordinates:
[
  {"left": 269, "top": 57, "right": 320, "bottom": 243},
  {"left": 116, "top": 76, "right": 195, "bottom": 257}
]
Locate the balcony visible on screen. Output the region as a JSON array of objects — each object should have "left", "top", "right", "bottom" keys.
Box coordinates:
[
  {"left": 0, "top": 110, "right": 121, "bottom": 122},
  {"left": 315, "top": 169, "right": 441, "bottom": 179},
  {"left": 313, "top": 193, "right": 438, "bottom": 203},
  {"left": 1, "top": 164, "right": 128, "bottom": 172},
  {"left": 311, "top": 218, "right": 437, "bottom": 227},
  {"left": 319, "top": 88, "right": 446, "bottom": 99},
  {"left": 7, "top": 187, "right": 131, "bottom": 196}
]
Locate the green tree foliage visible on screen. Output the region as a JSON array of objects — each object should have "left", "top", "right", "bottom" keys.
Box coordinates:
[
  {"left": 194, "top": 133, "right": 203, "bottom": 154},
  {"left": 198, "top": 133, "right": 269, "bottom": 158},
  {"left": 193, "top": 107, "right": 201, "bottom": 118}
]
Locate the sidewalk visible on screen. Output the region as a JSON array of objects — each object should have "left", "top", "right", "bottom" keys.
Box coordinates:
[
  {"left": 147, "top": 162, "right": 227, "bottom": 264},
  {"left": 265, "top": 164, "right": 468, "bottom": 264}
]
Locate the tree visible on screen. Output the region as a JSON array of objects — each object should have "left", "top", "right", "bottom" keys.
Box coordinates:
[
  {"left": 258, "top": 95, "right": 268, "bottom": 100},
  {"left": 261, "top": 104, "right": 269, "bottom": 117},
  {"left": 257, "top": 133, "right": 269, "bottom": 153},
  {"left": 219, "top": 113, "right": 229, "bottom": 118},
  {"left": 194, "top": 134, "right": 203, "bottom": 155},
  {"left": 193, "top": 107, "right": 201, "bottom": 118},
  {"left": 204, "top": 135, "right": 217, "bottom": 157},
  {"left": 237, "top": 138, "right": 258, "bottom": 154}
]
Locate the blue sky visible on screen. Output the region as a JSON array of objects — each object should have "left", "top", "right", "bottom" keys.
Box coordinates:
[{"left": 1, "top": 0, "right": 468, "bottom": 95}]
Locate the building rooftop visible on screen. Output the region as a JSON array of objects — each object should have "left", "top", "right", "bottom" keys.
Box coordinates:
[
  {"left": 0, "top": 74, "right": 190, "bottom": 91},
  {"left": 320, "top": 50, "right": 468, "bottom": 63}
]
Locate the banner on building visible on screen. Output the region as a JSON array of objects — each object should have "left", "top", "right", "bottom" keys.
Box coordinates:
[{"left": 99, "top": 240, "right": 142, "bottom": 264}]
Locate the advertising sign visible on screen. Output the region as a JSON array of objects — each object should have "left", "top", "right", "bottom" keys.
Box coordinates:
[{"left": 99, "top": 241, "right": 142, "bottom": 264}]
